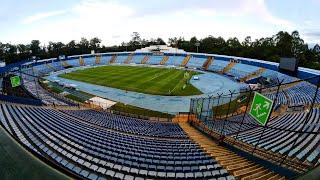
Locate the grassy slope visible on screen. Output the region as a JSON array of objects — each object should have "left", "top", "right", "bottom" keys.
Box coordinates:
[
  {"left": 60, "top": 66, "right": 202, "bottom": 96},
  {"left": 0, "top": 127, "right": 68, "bottom": 179},
  {"left": 111, "top": 102, "right": 175, "bottom": 118}
]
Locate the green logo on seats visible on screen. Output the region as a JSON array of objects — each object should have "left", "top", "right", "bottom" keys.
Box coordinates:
[
  {"left": 10, "top": 76, "right": 21, "bottom": 88},
  {"left": 249, "top": 92, "right": 273, "bottom": 126}
]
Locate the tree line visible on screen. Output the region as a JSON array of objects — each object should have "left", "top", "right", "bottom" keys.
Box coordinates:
[{"left": 0, "top": 31, "right": 319, "bottom": 69}]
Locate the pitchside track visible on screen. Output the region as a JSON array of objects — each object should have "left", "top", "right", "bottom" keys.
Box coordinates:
[{"left": 60, "top": 65, "right": 202, "bottom": 96}]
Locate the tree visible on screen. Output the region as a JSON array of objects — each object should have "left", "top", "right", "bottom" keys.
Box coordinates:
[
  {"left": 90, "top": 37, "right": 101, "bottom": 51},
  {"left": 29, "top": 40, "right": 41, "bottom": 56}
]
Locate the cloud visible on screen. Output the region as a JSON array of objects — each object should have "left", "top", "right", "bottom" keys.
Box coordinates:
[
  {"left": 22, "top": 10, "right": 66, "bottom": 24},
  {"left": 10, "top": 0, "right": 296, "bottom": 45}
]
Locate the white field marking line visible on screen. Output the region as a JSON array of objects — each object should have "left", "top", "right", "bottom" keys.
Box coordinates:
[
  {"left": 139, "top": 68, "right": 175, "bottom": 84},
  {"left": 170, "top": 71, "right": 189, "bottom": 94}
]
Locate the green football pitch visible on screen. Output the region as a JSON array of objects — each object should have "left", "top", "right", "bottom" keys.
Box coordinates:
[{"left": 60, "top": 65, "right": 203, "bottom": 96}]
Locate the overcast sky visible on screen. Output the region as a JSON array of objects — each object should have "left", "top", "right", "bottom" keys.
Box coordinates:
[{"left": 0, "top": 0, "right": 319, "bottom": 46}]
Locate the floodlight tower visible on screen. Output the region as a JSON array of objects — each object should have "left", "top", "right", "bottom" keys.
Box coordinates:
[{"left": 195, "top": 42, "right": 200, "bottom": 53}]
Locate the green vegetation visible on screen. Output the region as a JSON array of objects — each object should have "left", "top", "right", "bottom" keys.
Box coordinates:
[
  {"left": 2, "top": 31, "right": 320, "bottom": 70},
  {"left": 111, "top": 102, "right": 174, "bottom": 118},
  {"left": 60, "top": 66, "right": 202, "bottom": 96},
  {"left": 212, "top": 92, "right": 252, "bottom": 117},
  {"left": 0, "top": 127, "right": 68, "bottom": 179}
]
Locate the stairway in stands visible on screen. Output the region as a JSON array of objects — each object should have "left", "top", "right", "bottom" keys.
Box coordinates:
[
  {"left": 95, "top": 55, "right": 101, "bottom": 64},
  {"left": 179, "top": 122, "right": 285, "bottom": 180},
  {"left": 109, "top": 55, "right": 117, "bottom": 64},
  {"left": 202, "top": 56, "right": 214, "bottom": 70},
  {"left": 124, "top": 54, "right": 134, "bottom": 64},
  {"left": 61, "top": 61, "right": 70, "bottom": 68},
  {"left": 222, "top": 62, "right": 236, "bottom": 73},
  {"left": 79, "top": 56, "right": 85, "bottom": 66},
  {"left": 160, "top": 56, "right": 170, "bottom": 65},
  {"left": 141, "top": 55, "right": 150, "bottom": 64},
  {"left": 45, "top": 63, "right": 56, "bottom": 71},
  {"left": 180, "top": 55, "right": 191, "bottom": 66},
  {"left": 240, "top": 68, "right": 266, "bottom": 82}
]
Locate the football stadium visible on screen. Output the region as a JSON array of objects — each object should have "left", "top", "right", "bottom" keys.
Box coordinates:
[{"left": 1, "top": 1, "right": 320, "bottom": 180}]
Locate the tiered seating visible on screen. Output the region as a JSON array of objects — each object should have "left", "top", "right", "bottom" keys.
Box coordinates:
[
  {"left": 21, "top": 74, "right": 68, "bottom": 105},
  {"left": 202, "top": 57, "right": 213, "bottom": 70},
  {"left": 141, "top": 56, "right": 150, "bottom": 64},
  {"left": 131, "top": 55, "right": 145, "bottom": 64},
  {"left": 187, "top": 56, "right": 207, "bottom": 68},
  {"left": 84, "top": 57, "right": 96, "bottom": 66},
  {"left": 208, "top": 59, "right": 229, "bottom": 72},
  {"left": 148, "top": 55, "right": 163, "bottom": 65},
  {"left": 33, "top": 64, "right": 52, "bottom": 76},
  {"left": 227, "top": 63, "right": 260, "bottom": 79},
  {"left": 261, "top": 69, "right": 297, "bottom": 84},
  {"left": 61, "top": 109, "right": 187, "bottom": 138},
  {"left": 203, "top": 114, "right": 260, "bottom": 136},
  {"left": 124, "top": 54, "right": 134, "bottom": 64},
  {"left": 222, "top": 62, "right": 236, "bottom": 73},
  {"left": 166, "top": 56, "right": 185, "bottom": 66},
  {"left": 79, "top": 57, "right": 85, "bottom": 66},
  {"left": 100, "top": 55, "right": 112, "bottom": 64},
  {"left": 180, "top": 123, "right": 283, "bottom": 179},
  {"left": 65, "top": 59, "right": 80, "bottom": 67},
  {"left": 51, "top": 61, "right": 64, "bottom": 71},
  {"left": 109, "top": 55, "right": 117, "bottom": 64},
  {"left": 95, "top": 55, "right": 101, "bottom": 64},
  {"left": 285, "top": 82, "right": 320, "bottom": 105},
  {"left": 264, "top": 90, "right": 288, "bottom": 105},
  {"left": 116, "top": 55, "right": 129, "bottom": 64},
  {"left": 234, "top": 109, "right": 320, "bottom": 164},
  {"left": 180, "top": 55, "right": 191, "bottom": 67},
  {"left": 0, "top": 103, "right": 233, "bottom": 179}
]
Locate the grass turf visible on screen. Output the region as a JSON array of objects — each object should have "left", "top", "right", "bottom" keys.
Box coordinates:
[{"left": 60, "top": 65, "right": 203, "bottom": 96}]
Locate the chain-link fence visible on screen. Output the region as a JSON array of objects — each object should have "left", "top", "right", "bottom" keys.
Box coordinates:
[{"left": 189, "top": 75, "right": 320, "bottom": 173}]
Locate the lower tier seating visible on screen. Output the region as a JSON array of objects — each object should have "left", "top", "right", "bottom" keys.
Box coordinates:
[
  {"left": 0, "top": 104, "right": 233, "bottom": 179},
  {"left": 61, "top": 109, "right": 187, "bottom": 138}
]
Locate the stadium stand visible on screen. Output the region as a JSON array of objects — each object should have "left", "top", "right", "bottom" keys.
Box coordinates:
[
  {"left": 141, "top": 55, "right": 150, "bottom": 64},
  {"left": 180, "top": 55, "right": 191, "bottom": 67},
  {"left": 95, "top": 55, "right": 101, "bottom": 65},
  {"left": 166, "top": 55, "right": 185, "bottom": 66},
  {"left": 109, "top": 55, "right": 117, "bottom": 64},
  {"left": 124, "top": 54, "right": 134, "bottom": 64},
  {"left": 160, "top": 56, "right": 170, "bottom": 65},
  {"left": 222, "top": 61, "right": 236, "bottom": 74},
  {"left": 202, "top": 56, "right": 213, "bottom": 70},
  {"left": 116, "top": 55, "right": 129, "bottom": 64},
  {"left": 84, "top": 57, "right": 96, "bottom": 66},
  {"left": 61, "top": 109, "right": 187, "bottom": 138},
  {"left": 0, "top": 103, "right": 234, "bottom": 179},
  {"left": 148, "top": 55, "right": 163, "bottom": 65},
  {"left": 2, "top": 51, "right": 320, "bottom": 179},
  {"left": 187, "top": 56, "right": 207, "bottom": 68},
  {"left": 208, "top": 59, "right": 229, "bottom": 72}
]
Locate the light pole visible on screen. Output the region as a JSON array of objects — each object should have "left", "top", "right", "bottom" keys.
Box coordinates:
[{"left": 195, "top": 42, "right": 200, "bottom": 53}]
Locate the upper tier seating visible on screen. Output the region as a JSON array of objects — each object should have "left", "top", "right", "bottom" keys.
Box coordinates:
[
  {"left": 166, "top": 56, "right": 185, "bottom": 66},
  {"left": 21, "top": 74, "right": 69, "bottom": 106},
  {"left": 147, "top": 55, "right": 163, "bottom": 65},
  {"left": 227, "top": 63, "right": 260, "bottom": 79},
  {"left": 84, "top": 57, "right": 96, "bottom": 66},
  {"left": 131, "top": 55, "right": 145, "bottom": 64},
  {"left": 116, "top": 55, "right": 129, "bottom": 64},
  {"left": 0, "top": 103, "right": 233, "bottom": 179},
  {"left": 187, "top": 56, "right": 207, "bottom": 68},
  {"left": 208, "top": 59, "right": 230, "bottom": 72},
  {"left": 61, "top": 109, "right": 187, "bottom": 138}
]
